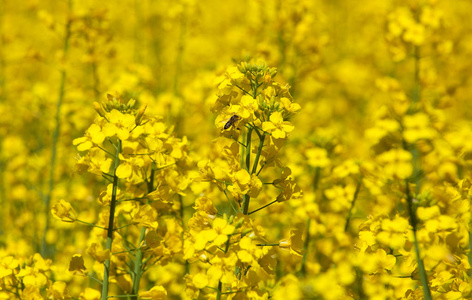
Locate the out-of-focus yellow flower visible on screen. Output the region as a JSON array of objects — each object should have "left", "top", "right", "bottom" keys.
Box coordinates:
[
  {"left": 306, "top": 147, "right": 330, "bottom": 168},
  {"left": 140, "top": 286, "right": 167, "bottom": 300},
  {"left": 79, "top": 288, "right": 101, "bottom": 300},
  {"left": 229, "top": 169, "right": 263, "bottom": 198},
  {"left": 262, "top": 111, "right": 294, "bottom": 139},
  {"left": 332, "top": 159, "right": 359, "bottom": 178},
  {"left": 194, "top": 218, "right": 235, "bottom": 251},
  {"left": 417, "top": 206, "right": 441, "bottom": 221},
  {"left": 145, "top": 230, "right": 162, "bottom": 249},
  {"left": 365, "top": 119, "right": 400, "bottom": 145},
  {"left": 376, "top": 149, "right": 413, "bottom": 179},
  {"left": 87, "top": 243, "right": 110, "bottom": 263},
  {"left": 355, "top": 248, "right": 396, "bottom": 274},
  {"left": 132, "top": 204, "right": 158, "bottom": 230},
  {"left": 421, "top": 6, "right": 442, "bottom": 29},
  {"left": 403, "top": 113, "right": 436, "bottom": 143},
  {"left": 324, "top": 184, "right": 356, "bottom": 212},
  {"left": 375, "top": 248, "right": 396, "bottom": 271},
  {"left": 272, "top": 274, "right": 302, "bottom": 300},
  {"left": 32, "top": 253, "right": 51, "bottom": 271},
  {"left": 51, "top": 199, "right": 77, "bottom": 223},
  {"left": 22, "top": 285, "right": 43, "bottom": 300},
  {"left": 21, "top": 267, "right": 48, "bottom": 288},
  {"left": 47, "top": 281, "right": 70, "bottom": 300},
  {"left": 0, "top": 256, "right": 19, "bottom": 277},
  {"left": 417, "top": 205, "right": 457, "bottom": 233},
  {"left": 73, "top": 123, "right": 106, "bottom": 151},
  {"left": 194, "top": 196, "right": 218, "bottom": 216},
  {"left": 68, "top": 254, "right": 87, "bottom": 276},
  {"left": 192, "top": 273, "right": 209, "bottom": 289},
  {"left": 403, "top": 23, "right": 426, "bottom": 45},
  {"left": 377, "top": 216, "right": 409, "bottom": 249}
]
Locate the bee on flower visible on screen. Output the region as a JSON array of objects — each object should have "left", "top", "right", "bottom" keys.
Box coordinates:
[{"left": 224, "top": 114, "right": 241, "bottom": 130}]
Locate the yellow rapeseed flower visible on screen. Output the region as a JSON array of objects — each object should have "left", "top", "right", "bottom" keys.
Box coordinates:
[
  {"left": 262, "top": 111, "right": 294, "bottom": 139},
  {"left": 51, "top": 199, "right": 77, "bottom": 223},
  {"left": 140, "top": 286, "right": 167, "bottom": 300}
]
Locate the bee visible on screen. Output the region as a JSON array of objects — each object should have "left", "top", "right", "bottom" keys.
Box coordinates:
[{"left": 224, "top": 114, "right": 241, "bottom": 130}]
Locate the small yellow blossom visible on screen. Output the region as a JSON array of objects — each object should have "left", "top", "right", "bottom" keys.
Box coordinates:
[
  {"left": 73, "top": 123, "right": 106, "bottom": 151},
  {"left": 194, "top": 196, "right": 218, "bottom": 216},
  {"left": 47, "top": 281, "right": 70, "bottom": 300},
  {"left": 279, "top": 230, "right": 304, "bottom": 257},
  {"left": 69, "top": 254, "right": 87, "bottom": 276},
  {"left": 132, "top": 204, "right": 158, "bottom": 229},
  {"left": 306, "top": 147, "right": 330, "bottom": 168},
  {"left": 102, "top": 109, "right": 136, "bottom": 140},
  {"left": 377, "top": 216, "right": 409, "bottom": 249},
  {"left": 262, "top": 111, "right": 294, "bottom": 139},
  {"left": 192, "top": 273, "right": 209, "bottom": 289},
  {"left": 79, "top": 288, "right": 101, "bottom": 300},
  {"left": 87, "top": 243, "right": 110, "bottom": 263},
  {"left": 376, "top": 149, "right": 413, "bottom": 179},
  {"left": 51, "top": 199, "right": 77, "bottom": 223},
  {"left": 140, "top": 286, "right": 167, "bottom": 300},
  {"left": 229, "top": 169, "right": 263, "bottom": 198},
  {"left": 403, "top": 113, "right": 436, "bottom": 143}
]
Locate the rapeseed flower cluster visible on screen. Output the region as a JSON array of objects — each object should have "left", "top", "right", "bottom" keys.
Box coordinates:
[{"left": 1, "top": 0, "right": 472, "bottom": 299}]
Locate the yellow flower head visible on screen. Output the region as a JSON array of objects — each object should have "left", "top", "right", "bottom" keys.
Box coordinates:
[
  {"left": 51, "top": 199, "right": 77, "bottom": 223},
  {"left": 262, "top": 112, "right": 294, "bottom": 139}
]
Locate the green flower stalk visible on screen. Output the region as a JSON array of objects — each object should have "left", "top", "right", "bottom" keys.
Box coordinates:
[
  {"left": 41, "top": 1, "right": 72, "bottom": 258},
  {"left": 101, "top": 139, "right": 121, "bottom": 300}
]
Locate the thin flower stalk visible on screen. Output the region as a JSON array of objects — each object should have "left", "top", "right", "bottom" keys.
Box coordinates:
[{"left": 101, "top": 140, "right": 121, "bottom": 300}]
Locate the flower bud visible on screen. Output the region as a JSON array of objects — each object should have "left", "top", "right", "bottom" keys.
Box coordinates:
[
  {"left": 127, "top": 98, "right": 136, "bottom": 109},
  {"left": 135, "top": 104, "right": 147, "bottom": 125},
  {"left": 237, "top": 62, "right": 248, "bottom": 73},
  {"left": 93, "top": 102, "right": 106, "bottom": 118}
]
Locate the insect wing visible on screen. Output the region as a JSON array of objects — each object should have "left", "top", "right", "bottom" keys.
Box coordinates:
[{"left": 223, "top": 115, "right": 241, "bottom": 130}]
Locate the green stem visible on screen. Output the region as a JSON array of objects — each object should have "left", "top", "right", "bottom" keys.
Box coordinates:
[
  {"left": 131, "top": 164, "right": 156, "bottom": 299},
  {"left": 173, "top": 6, "right": 186, "bottom": 97},
  {"left": 405, "top": 180, "right": 432, "bottom": 300},
  {"left": 413, "top": 46, "right": 420, "bottom": 105},
  {"left": 251, "top": 133, "right": 266, "bottom": 175},
  {"left": 76, "top": 219, "right": 107, "bottom": 230},
  {"left": 256, "top": 243, "right": 279, "bottom": 247},
  {"left": 248, "top": 199, "right": 278, "bottom": 215},
  {"left": 101, "top": 140, "right": 121, "bottom": 300},
  {"left": 344, "top": 178, "right": 362, "bottom": 232},
  {"left": 131, "top": 228, "right": 145, "bottom": 300},
  {"left": 41, "top": 2, "right": 72, "bottom": 258},
  {"left": 216, "top": 281, "right": 222, "bottom": 300},
  {"left": 242, "top": 128, "right": 253, "bottom": 215},
  {"left": 245, "top": 128, "right": 252, "bottom": 172},
  {"left": 299, "top": 218, "right": 311, "bottom": 277},
  {"left": 313, "top": 167, "right": 321, "bottom": 191}
]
